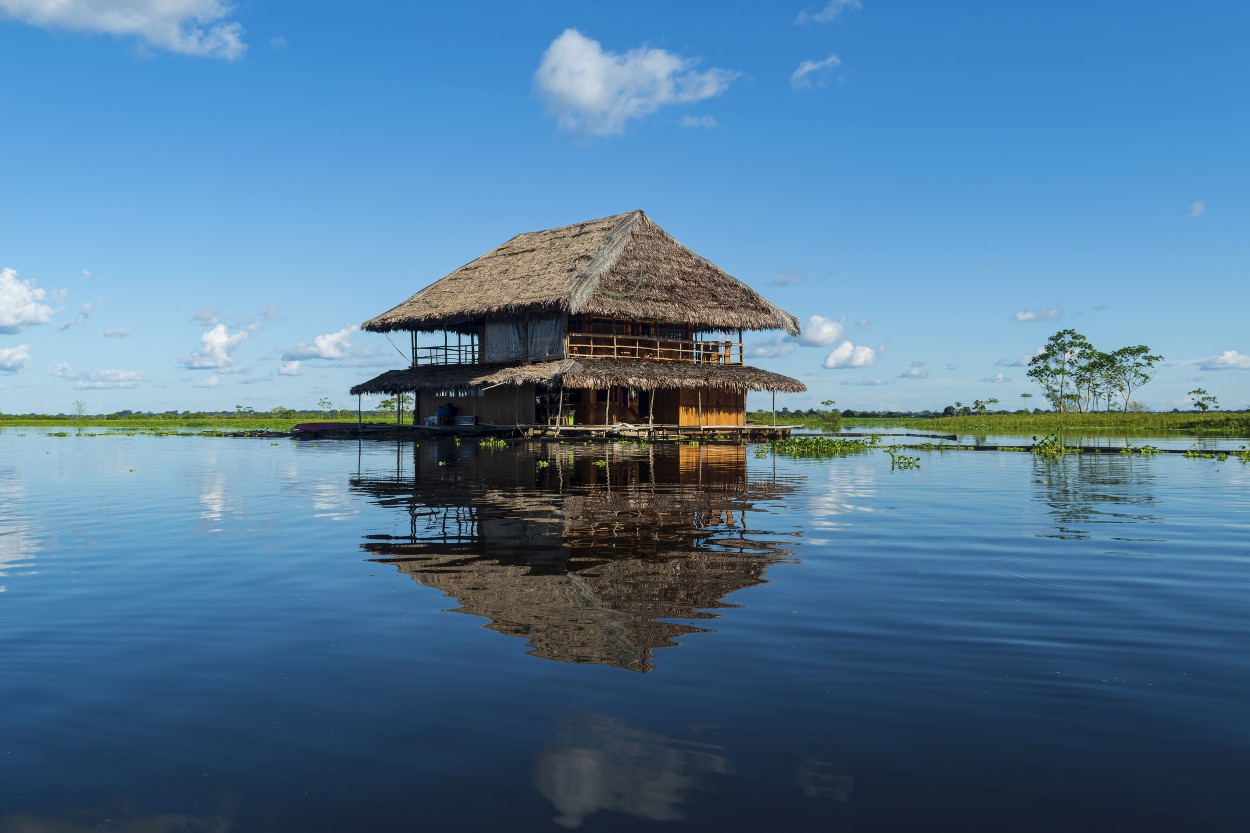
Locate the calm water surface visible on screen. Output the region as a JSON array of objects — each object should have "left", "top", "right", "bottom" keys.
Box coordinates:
[{"left": 2, "top": 428, "right": 1247, "bottom": 831}]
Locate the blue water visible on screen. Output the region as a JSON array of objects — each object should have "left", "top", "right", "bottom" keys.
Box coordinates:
[{"left": 1, "top": 429, "right": 1248, "bottom": 831}]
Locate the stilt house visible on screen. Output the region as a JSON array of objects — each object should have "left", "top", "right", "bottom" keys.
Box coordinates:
[{"left": 351, "top": 211, "right": 805, "bottom": 428}]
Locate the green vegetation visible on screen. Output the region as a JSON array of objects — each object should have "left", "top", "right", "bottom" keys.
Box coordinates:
[
  {"left": 1026, "top": 328, "right": 1162, "bottom": 413},
  {"left": 0, "top": 404, "right": 410, "bottom": 431},
  {"left": 746, "top": 400, "right": 841, "bottom": 431},
  {"left": 1188, "top": 388, "right": 1219, "bottom": 412},
  {"left": 844, "top": 411, "right": 1250, "bottom": 434},
  {"left": 479, "top": 437, "right": 508, "bottom": 450}
]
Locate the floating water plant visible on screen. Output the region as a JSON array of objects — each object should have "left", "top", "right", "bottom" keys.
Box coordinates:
[
  {"left": 1031, "top": 434, "right": 1080, "bottom": 458},
  {"left": 886, "top": 447, "right": 921, "bottom": 470},
  {"left": 479, "top": 437, "right": 507, "bottom": 450},
  {"left": 771, "top": 436, "right": 872, "bottom": 457}
]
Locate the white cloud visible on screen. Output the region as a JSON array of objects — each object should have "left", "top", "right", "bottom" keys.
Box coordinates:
[
  {"left": 182, "top": 323, "right": 249, "bottom": 370},
  {"left": 823, "top": 341, "right": 878, "bottom": 368},
  {"left": 680, "top": 115, "right": 717, "bottom": 129},
  {"left": 58, "top": 301, "right": 96, "bottom": 330},
  {"left": 796, "top": 0, "right": 862, "bottom": 25},
  {"left": 0, "top": 267, "right": 56, "bottom": 333},
  {"left": 0, "top": 0, "right": 246, "bottom": 60},
  {"left": 997, "top": 345, "right": 1044, "bottom": 367},
  {"left": 796, "top": 314, "right": 845, "bottom": 347},
  {"left": 191, "top": 374, "right": 220, "bottom": 388},
  {"left": 278, "top": 360, "right": 301, "bottom": 376},
  {"left": 982, "top": 372, "right": 1012, "bottom": 384},
  {"left": 282, "top": 325, "right": 356, "bottom": 361},
  {"left": 1013, "top": 306, "right": 1061, "bottom": 323},
  {"left": 791, "top": 54, "right": 842, "bottom": 90},
  {"left": 534, "top": 29, "right": 738, "bottom": 137},
  {"left": 899, "top": 361, "right": 928, "bottom": 380},
  {"left": 103, "top": 327, "right": 130, "bottom": 338},
  {"left": 856, "top": 318, "right": 872, "bottom": 330},
  {"left": 1199, "top": 350, "right": 1250, "bottom": 370},
  {"left": 770, "top": 270, "right": 803, "bottom": 286},
  {"left": 0, "top": 344, "right": 31, "bottom": 374},
  {"left": 746, "top": 334, "right": 795, "bottom": 359},
  {"left": 1187, "top": 200, "right": 1205, "bottom": 219},
  {"left": 50, "top": 362, "right": 142, "bottom": 389},
  {"left": 841, "top": 378, "right": 889, "bottom": 386}
]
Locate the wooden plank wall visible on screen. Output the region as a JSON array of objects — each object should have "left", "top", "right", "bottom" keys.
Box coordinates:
[{"left": 677, "top": 389, "right": 745, "bottom": 427}]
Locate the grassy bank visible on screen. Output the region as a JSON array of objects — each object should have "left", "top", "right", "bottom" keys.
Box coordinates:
[
  {"left": 845, "top": 411, "right": 1250, "bottom": 435},
  {"left": 0, "top": 411, "right": 394, "bottom": 432}
]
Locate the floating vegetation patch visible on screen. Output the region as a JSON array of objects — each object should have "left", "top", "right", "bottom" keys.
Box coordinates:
[
  {"left": 478, "top": 437, "right": 508, "bottom": 450},
  {"left": 1120, "top": 444, "right": 1162, "bottom": 456},
  {"left": 886, "top": 447, "right": 921, "bottom": 470},
  {"left": 771, "top": 436, "right": 874, "bottom": 457},
  {"left": 1031, "top": 434, "right": 1081, "bottom": 459}
]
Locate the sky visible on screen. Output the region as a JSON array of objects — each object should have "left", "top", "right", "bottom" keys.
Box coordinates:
[{"left": 1, "top": 0, "right": 1248, "bottom": 415}]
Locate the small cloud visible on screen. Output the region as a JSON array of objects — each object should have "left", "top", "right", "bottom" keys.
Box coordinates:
[
  {"left": 997, "top": 346, "right": 1044, "bottom": 367},
  {"left": 1186, "top": 200, "right": 1206, "bottom": 220},
  {"left": 81, "top": 270, "right": 91, "bottom": 279},
  {"left": 51, "top": 362, "right": 142, "bottom": 389},
  {"left": 680, "top": 115, "right": 718, "bottom": 128},
  {"left": 770, "top": 270, "right": 803, "bottom": 286},
  {"left": 192, "top": 375, "right": 221, "bottom": 389},
  {"left": 823, "top": 341, "right": 879, "bottom": 368},
  {"left": 57, "top": 301, "right": 96, "bottom": 331},
  {"left": 746, "top": 334, "right": 796, "bottom": 359},
  {"left": 258, "top": 305, "right": 281, "bottom": 321},
  {"left": 182, "top": 323, "right": 250, "bottom": 371},
  {"left": 899, "top": 361, "right": 928, "bottom": 380},
  {"left": 791, "top": 54, "right": 841, "bottom": 90},
  {"left": 103, "top": 327, "right": 130, "bottom": 338},
  {"left": 1013, "top": 306, "right": 1061, "bottom": 323},
  {"left": 278, "top": 360, "right": 301, "bottom": 376},
  {"left": 1199, "top": 350, "right": 1250, "bottom": 370},
  {"left": 534, "top": 29, "right": 738, "bottom": 137},
  {"left": 0, "top": 0, "right": 246, "bottom": 60},
  {"left": 841, "top": 378, "right": 890, "bottom": 386},
  {"left": 855, "top": 318, "right": 872, "bottom": 330},
  {"left": 796, "top": 314, "right": 845, "bottom": 347},
  {"left": 982, "top": 372, "right": 1013, "bottom": 384},
  {"left": 0, "top": 267, "right": 57, "bottom": 333},
  {"left": 0, "top": 344, "right": 31, "bottom": 374},
  {"left": 282, "top": 325, "right": 356, "bottom": 361},
  {"left": 795, "top": 0, "right": 862, "bottom": 25},
  {"left": 269, "top": 35, "right": 288, "bottom": 51},
  {"left": 943, "top": 363, "right": 958, "bottom": 371},
  {"left": 191, "top": 306, "right": 222, "bottom": 326}
]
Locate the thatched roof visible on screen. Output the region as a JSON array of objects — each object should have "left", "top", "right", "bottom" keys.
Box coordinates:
[
  {"left": 350, "top": 358, "right": 806, "bottom": 396},
  {"left": 361, "top": 211, "right": 800, "bottom": 336}
]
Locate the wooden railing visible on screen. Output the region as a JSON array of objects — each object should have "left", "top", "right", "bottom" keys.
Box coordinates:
[
  {"left": 566, "top": 334, "right": 743, "bottom": 365},
  {"left": 413, "top": 344, "right": 479, "bottom": 366}
]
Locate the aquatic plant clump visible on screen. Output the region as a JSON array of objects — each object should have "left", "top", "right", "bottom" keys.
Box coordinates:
[
  {"left": 1031, "top": 434, "right": 1081, "bottom": 459},
  {"left": 770, "top": 436, "right": 874, "bottom": 457}
]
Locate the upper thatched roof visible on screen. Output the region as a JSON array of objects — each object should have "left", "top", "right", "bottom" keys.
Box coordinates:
[
  {"left": 362, "top": 211, "right": 800, "bottom": 336},
  {"left": 349, "top": 358, "right": 807, "bottom": 396}
]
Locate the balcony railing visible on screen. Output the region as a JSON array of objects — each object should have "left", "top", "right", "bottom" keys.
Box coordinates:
[
  {"left": 413, "top": 344, "right": 479, "bottom": 366},
  {"left": 566, "top": 334, "right": 743, "bottom": 365},
  {"left": 411, "top": 334, "right": 745, "bottom": 366}
]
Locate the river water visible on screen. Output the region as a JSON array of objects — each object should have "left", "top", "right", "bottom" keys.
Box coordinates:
[{"left": 1, "top": 428, "right": 1247, "bottom": 831}]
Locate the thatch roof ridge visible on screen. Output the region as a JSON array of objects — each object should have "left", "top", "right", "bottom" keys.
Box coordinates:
[{"left": 361, "top": 211, "right": 801, "bottom": 336}]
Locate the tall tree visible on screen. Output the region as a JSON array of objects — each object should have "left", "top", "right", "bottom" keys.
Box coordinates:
[
  {"left": 1027, "top": 329, "right": 1092, "bottom": 412},
  {"left": 1107, "top": 345, "right": 1163, "bottom": 412}
]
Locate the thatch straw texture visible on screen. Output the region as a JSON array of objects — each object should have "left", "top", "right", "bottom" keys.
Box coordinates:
[
  {"left": 350, "top": 359, "right": 806, "bottom": 396},
  {"left": 361, "top": 211, "right": 800, "bottom": 336}
]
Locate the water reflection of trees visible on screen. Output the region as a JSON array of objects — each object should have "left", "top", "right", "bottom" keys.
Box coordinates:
[
  {"left": 1031, "top": 455, "right": 1160, "bottom": 540},
  {"left": 352, "top": 443, "right": 798, "bottom": 672}
]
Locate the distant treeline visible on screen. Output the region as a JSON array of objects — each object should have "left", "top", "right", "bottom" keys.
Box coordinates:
[{"left": 842, "top": 411, "right": 1250, "bottom": 434}]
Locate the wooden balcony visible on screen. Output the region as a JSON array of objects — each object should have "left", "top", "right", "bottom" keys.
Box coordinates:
[
  {"left": 413, "top": 344, "right": 479, "bottom": 366},
  {"left": 566, "top": 334, "right": 743, "bottom": 365}
]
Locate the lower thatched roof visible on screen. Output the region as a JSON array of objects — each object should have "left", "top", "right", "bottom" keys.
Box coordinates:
[{"left": 350, "top": 359, "right": 806, "bottom": 396}]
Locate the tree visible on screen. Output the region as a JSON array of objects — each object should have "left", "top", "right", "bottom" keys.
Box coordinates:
[
  {"left": 318, "top": 397, "right": 334, "bottom": 418},
  {"left": 72, "top": 400, "right": 86, "bottom": 419},
  {"left": 1107, "top": 345, "right": 1163, "bottom": 413},
  {"left": 1027, "top": 329, "right": 1093, "bottom": 412},
  {"left": 1188, "top": 388, "right": 1218, "bottom": 412}
]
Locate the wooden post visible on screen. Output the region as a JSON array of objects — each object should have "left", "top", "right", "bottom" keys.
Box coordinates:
[
  {"left": 411, "top": 332, "right": 418, "bottom": 367},
  {"left": 648, "top": 387, "right": 654, "bottom": 435},
  {"left": 396, "top": 395, "right": 401, "bottom": 425},
  {"left": 357, "top": 394, "right": 362, "bottom": 434},
  {"left": 772, "top": 391, "right": 776, "bottom": 428},
  {"left": 698, "top": 389, "right": 703, "bottom": 428}
]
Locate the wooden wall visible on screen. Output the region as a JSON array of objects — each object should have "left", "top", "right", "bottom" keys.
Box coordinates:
[
  {"left": 677, "top": 388, "right": 744, "bottom": 427},
  {"left": 417, "top": 384, "right": 536, "bottom": 425}
]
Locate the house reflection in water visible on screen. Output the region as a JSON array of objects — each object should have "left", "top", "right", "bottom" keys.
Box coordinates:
[{"left": 352, "top": 443, "right": 797, "bottom": 672}]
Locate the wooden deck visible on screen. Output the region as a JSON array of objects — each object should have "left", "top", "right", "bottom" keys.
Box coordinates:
[{"left": 288, "top": 421, "right": 797, "bottom": 443}]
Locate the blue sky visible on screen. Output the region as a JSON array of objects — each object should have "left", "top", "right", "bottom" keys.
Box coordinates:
[{"left": 2, "top": 0, "right": 1247, "bottom": 415}]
